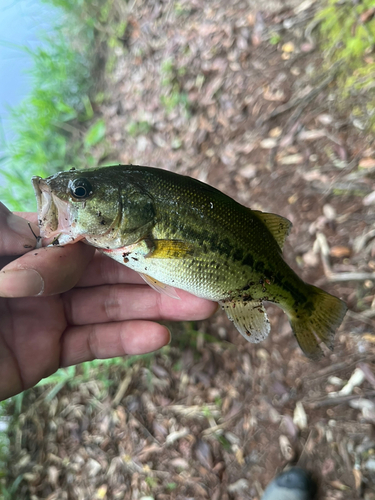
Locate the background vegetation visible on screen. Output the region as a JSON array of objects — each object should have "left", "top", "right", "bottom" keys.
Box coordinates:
[
  {"left": 318, "top": 0, "right": 375, "bottom": 130},
  {"left": 0, "top": 0, "right": 127, "bottom": 211}
]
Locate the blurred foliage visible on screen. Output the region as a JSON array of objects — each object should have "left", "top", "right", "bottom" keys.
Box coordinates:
[
  {"left": 160, "top": 57, "right": 191, "bottom": 116},
  {"left": 0, "top": 0, "right": 127, "bottom": 211},
  {"left": 317, "top": 0, "right": 375, "bottom": 130}
]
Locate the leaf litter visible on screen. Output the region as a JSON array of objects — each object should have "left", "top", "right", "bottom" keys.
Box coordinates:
[{"left": 5, "top": 0, "right": 375, "bottom": 498}]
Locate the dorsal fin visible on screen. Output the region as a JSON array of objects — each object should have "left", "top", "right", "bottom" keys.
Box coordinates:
[{"left": 252, "top": 211, "right": 292, "bottom": 251}]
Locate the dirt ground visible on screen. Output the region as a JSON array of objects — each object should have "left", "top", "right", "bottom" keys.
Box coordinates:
[{"left": 7, "top": 0, "right": 375, "bottom": 499}]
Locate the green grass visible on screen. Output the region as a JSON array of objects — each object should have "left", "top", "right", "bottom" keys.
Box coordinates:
[
  {"left": 160, "top": 57, "right": 191, "bottom": 115},
  {"left": 0, "top": 0, "right": 126, "bottom": 211},
  {"left": 317, "top": 0, "right": 375, "bottom": 130}
]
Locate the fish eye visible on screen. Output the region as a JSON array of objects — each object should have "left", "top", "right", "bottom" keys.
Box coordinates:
[{"left": 70, "top": 178, "right": 93, "bottom": 199}]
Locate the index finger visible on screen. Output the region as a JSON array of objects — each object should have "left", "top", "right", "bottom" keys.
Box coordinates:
[{"left": 0, "top": 243, "right": 95, "bottom": 297}]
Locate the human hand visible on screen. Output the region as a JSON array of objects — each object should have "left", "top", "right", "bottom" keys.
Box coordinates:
[{"left": 0, "top": 203, "right": 217, "bottom": 401}]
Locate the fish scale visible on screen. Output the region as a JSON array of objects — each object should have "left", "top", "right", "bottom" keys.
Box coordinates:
[{"left": 32, "top": 164, "right": 347, "bottom": 360}]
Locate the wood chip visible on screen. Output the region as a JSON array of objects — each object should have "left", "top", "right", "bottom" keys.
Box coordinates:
[
  {"left": 279, "top": 153, "right": 304, "bottom": 165},
  {"left": 260, "top": 138, "right": 277, "bottom": 149}
]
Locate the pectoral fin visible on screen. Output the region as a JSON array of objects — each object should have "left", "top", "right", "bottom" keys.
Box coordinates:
[
  {"left": 139, "top": 273, "right": 180, "bottom": 299},
  {"left": 146, "top": 239, "right": 195, "bottom": 259},
  {"left": 220, "top": 299, "right": 270, "bottom": 343}
]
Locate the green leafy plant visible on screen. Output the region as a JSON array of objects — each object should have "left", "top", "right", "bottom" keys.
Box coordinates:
[
  {"left": 160, "top": 58, "right": 190, "bottom": 115},
  {"left": 317, "top": 0, "right": 375, "bottom": 129},
  {"left": 126, "top": 120, "right": 152, "bottom": 137},
  {"left": 0, "top": 0, "right": 126, "bottom": 211}
]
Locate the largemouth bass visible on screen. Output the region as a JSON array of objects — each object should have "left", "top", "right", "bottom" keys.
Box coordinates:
[{"left": 32, "top": 165, "right": 347, "bottom": 359}]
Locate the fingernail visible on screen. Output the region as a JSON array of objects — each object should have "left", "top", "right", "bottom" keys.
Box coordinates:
[
  {"left": 166, "top": 327, "right": 172, "bottom": 345},
  {"left": 7, "top": 213, "right": 39, "bottom": 242},
  {"left": 0, "top": 269, "right": 44, "bottom": 297}
]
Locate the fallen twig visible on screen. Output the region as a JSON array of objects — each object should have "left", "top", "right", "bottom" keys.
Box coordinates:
[{"left": 304, "top": 390, "right": 375, "bottom": 409}]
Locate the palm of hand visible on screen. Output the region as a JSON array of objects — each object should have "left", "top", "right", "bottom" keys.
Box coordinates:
[
  {"left": 0, "top": 209, "right": 217, "bottom": 400},
  {"left": 0, "top": 294, "right": 65, "bottom": 398}
]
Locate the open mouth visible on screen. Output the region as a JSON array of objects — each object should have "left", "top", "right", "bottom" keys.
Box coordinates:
[{"left": 32, "top": 176, "right": 73, "bottom": 242}]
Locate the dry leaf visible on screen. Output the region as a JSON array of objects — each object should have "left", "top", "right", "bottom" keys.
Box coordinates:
[
  {"left": 329, "top": 480, "right": 349, "bottom": 491},
  {"left": 279, "top": 435, "right": 294, "bottom": 460},
  {"left": 293, "top": 401, "right": 308, "bottom": 430},
  {"left": 330, "top": 246, "right": 351, "bottom": 258},
  {"left": 353, "top": 468, "right": 362, "bottom": 491},
  {"left": 363, "top": 191, "right": 375, "bottom": 206},
  {"left": 260, "top": 138, "right": 277, "bottom": 149},
  {"left": 269, "top": 126, "right": 282, "bottom": 138},
  {"left": 359, "top": 157, "right": 375, "bottom": 169},
  {"left": 282, "top": 42, "right": 295, "bottom": 53},
  {"left": 235, "top": 448, "right": 245, "bottom": 465},
  {"left": 360, "top": 7, "right": 375, "bottom": 23}
]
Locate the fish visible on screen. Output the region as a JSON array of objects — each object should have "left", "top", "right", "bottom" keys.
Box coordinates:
[{"left": 32, "top": 164, "right": 347, "bottom": 360}]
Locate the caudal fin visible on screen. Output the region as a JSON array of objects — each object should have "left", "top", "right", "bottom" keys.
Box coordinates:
[{"left": 288, "top": 285, "right": 347, "bottom": 360}]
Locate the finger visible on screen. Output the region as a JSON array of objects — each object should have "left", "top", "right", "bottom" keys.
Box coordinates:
[
  {"left": 60, "top": 320, "right": 171, "bottom": 366},
  {"left": 0, "top": 296, "right": 64, "bottom": 400},
  {"left": 0, "top": 243, "right": 95, "bottom": 297},
  {"left": 63, "top": 284, "right": 218, "bottom": 325},
  {"left": 0, "top": 204, "right": 39, "bottom": 256},
  {"left": 76, "top": 252, "right": 144, "bottom": 287}
]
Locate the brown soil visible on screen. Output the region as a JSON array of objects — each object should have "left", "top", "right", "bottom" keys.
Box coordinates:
[{"left": 7, "top": 1, "right": 375, "bottom": 499}]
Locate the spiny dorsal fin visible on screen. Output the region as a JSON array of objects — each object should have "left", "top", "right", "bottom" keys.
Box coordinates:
[
  {"left": 220, "top": 299, "right": 270, "bottom": 343},
  {"left": 252, "top": 211, "right": 292, "bottom": 251}
]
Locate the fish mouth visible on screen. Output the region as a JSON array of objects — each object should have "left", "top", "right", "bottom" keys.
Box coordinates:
[{"left": 32, "top": 176, "right": 73, "bottom": 243}]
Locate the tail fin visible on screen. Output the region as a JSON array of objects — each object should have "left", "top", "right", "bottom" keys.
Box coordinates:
[{"left": 288, "top": 285, "right": 347, "bottom": 360}]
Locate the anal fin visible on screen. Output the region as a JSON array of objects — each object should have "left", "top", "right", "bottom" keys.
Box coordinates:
[
  {"left": 139, "top": 273, "right": 180, "bottom": 300},
  {"left": 220, "top": 300, "right": 270, "bottom": 343}
]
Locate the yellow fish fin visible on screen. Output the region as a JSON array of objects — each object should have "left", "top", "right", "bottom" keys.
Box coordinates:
[
  {"left": 139, "top": 272, "right": 180, "bottom": 300},
  {"left": 146, "top": 239, "right": 194, "bottom": 259},
  {"left": 287, "top": 284, "right": 347, "bottom": 360},
  {"left": 220, "top": 299, "right": 270, "bottom": 343},
  {"left": 252, "top": 211, "right": 292, "bottom": 251}
]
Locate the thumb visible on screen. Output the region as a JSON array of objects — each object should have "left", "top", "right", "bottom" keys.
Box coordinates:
[{"left": 0, "top": 203, "right": 39, "bottom": 256}]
